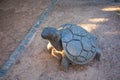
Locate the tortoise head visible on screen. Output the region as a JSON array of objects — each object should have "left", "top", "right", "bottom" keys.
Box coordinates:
[
  {"left": 41, "top": 27, "right": 62, "bottom": 51},
  {"left": 41, "top": 27, "right": 60, "bottom": 42}
]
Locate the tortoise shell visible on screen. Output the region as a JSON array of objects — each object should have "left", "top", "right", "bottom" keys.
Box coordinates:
[{"left": 59, "top": 24, "right": 98, "bottom": 64}]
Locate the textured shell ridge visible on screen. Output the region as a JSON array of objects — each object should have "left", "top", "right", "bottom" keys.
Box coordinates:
[{"left": 60, "top": 24, "right": 97, "bottom": 64}]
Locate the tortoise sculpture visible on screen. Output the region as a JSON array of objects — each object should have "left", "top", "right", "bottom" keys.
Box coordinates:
[{"left": 41, "top": 24, "right": 102, "bottom": 71}]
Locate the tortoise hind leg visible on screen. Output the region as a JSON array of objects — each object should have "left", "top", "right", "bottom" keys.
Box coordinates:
[
  {"left": 61, "top": 51, "right": 69, "bottom": 72},
  {"left": 61, "top": 57, "right": 69, "bottom": 72},
  {"left": 95, "top": 48, "right": 102, "bottom": 61}
]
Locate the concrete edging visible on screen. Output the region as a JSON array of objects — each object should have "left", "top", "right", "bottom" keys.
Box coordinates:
[{"left": 0, "top": 0, "right": 59, "bottom": 79}]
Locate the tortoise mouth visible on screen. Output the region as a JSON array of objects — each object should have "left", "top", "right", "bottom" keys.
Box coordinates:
[
  {"left": 41, "top": 31, "right": 47, "bottom": 39},
  {"left": 41, "top": 32, "right": 47, "bottom": 39},
  {"left": 41, "top": 28, "right": 51, "bottom": 39}
]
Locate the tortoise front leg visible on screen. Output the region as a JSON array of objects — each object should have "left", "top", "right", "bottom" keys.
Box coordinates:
[
  {"left": 47, "top": 42, "right": 62, "bottom": 61},
  {"left": 51, "top": 48, "right": 62, "bottom": 62}
]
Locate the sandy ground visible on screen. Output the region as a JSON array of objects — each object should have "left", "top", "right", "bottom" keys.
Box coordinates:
[
  {"left": 0, "top": 0, "right": 51, "bottom": 68},
  {"left": 1, "top": 0, "right": 120, "bottom": 80}
]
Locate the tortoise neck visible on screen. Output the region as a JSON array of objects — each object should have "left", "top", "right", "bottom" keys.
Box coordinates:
[{"left": 50, "top": 39, "right": 63, "bottom": 51}]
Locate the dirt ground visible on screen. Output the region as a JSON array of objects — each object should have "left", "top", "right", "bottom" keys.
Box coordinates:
[
  {"left": 0, "top": 0, "right": 51, "bottom": 68},
  {"left": 1, "top": 0, "right": 120, "bottom": 80}
]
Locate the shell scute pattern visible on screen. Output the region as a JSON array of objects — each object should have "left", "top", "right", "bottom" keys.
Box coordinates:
[
  {"left": 61, "top": 29, "right": 73, "bottom": 42},
  {"left": 61, "top": 24, "right": 97, "bottom": 64},
  {"left": 81, "top": 37, "right": 92, "bottom": 51},
  {"left": 66, "top": 40, "right": 82, "bottom": 56}
]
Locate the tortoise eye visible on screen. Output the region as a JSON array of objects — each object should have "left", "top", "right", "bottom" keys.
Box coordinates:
[
  {"left": 53, "top": 39, "right": 56, "bottom": 42},
  {"left": 53, "top": 36, "right": 57, "bottom": 42}
]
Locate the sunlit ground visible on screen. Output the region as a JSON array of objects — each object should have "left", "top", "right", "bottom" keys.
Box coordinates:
[
  {"left": 77, "top": 6, "right": 120, "bottom": 32},
  {"left": 77, "top": 23, "right": 97, "bottom": 32},
  {"left": 77, "top": 18, "right": 109, "bottom": 32},
  {"left": 88, "top": 18, "right": 109, "bottom": 23},
  {"left": 102, "top": 6, "right": 120, "bottom": 11},
  {"left": 104, "top": 31, "right": 120, "bottom": 35}
]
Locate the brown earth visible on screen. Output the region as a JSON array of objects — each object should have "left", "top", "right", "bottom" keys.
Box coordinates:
[
  {"left": 0, "top": 0, "right": 51, "bottom": 68},
  {"left": 0, "top": 0, "right": 120, "bottom": 80}
]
